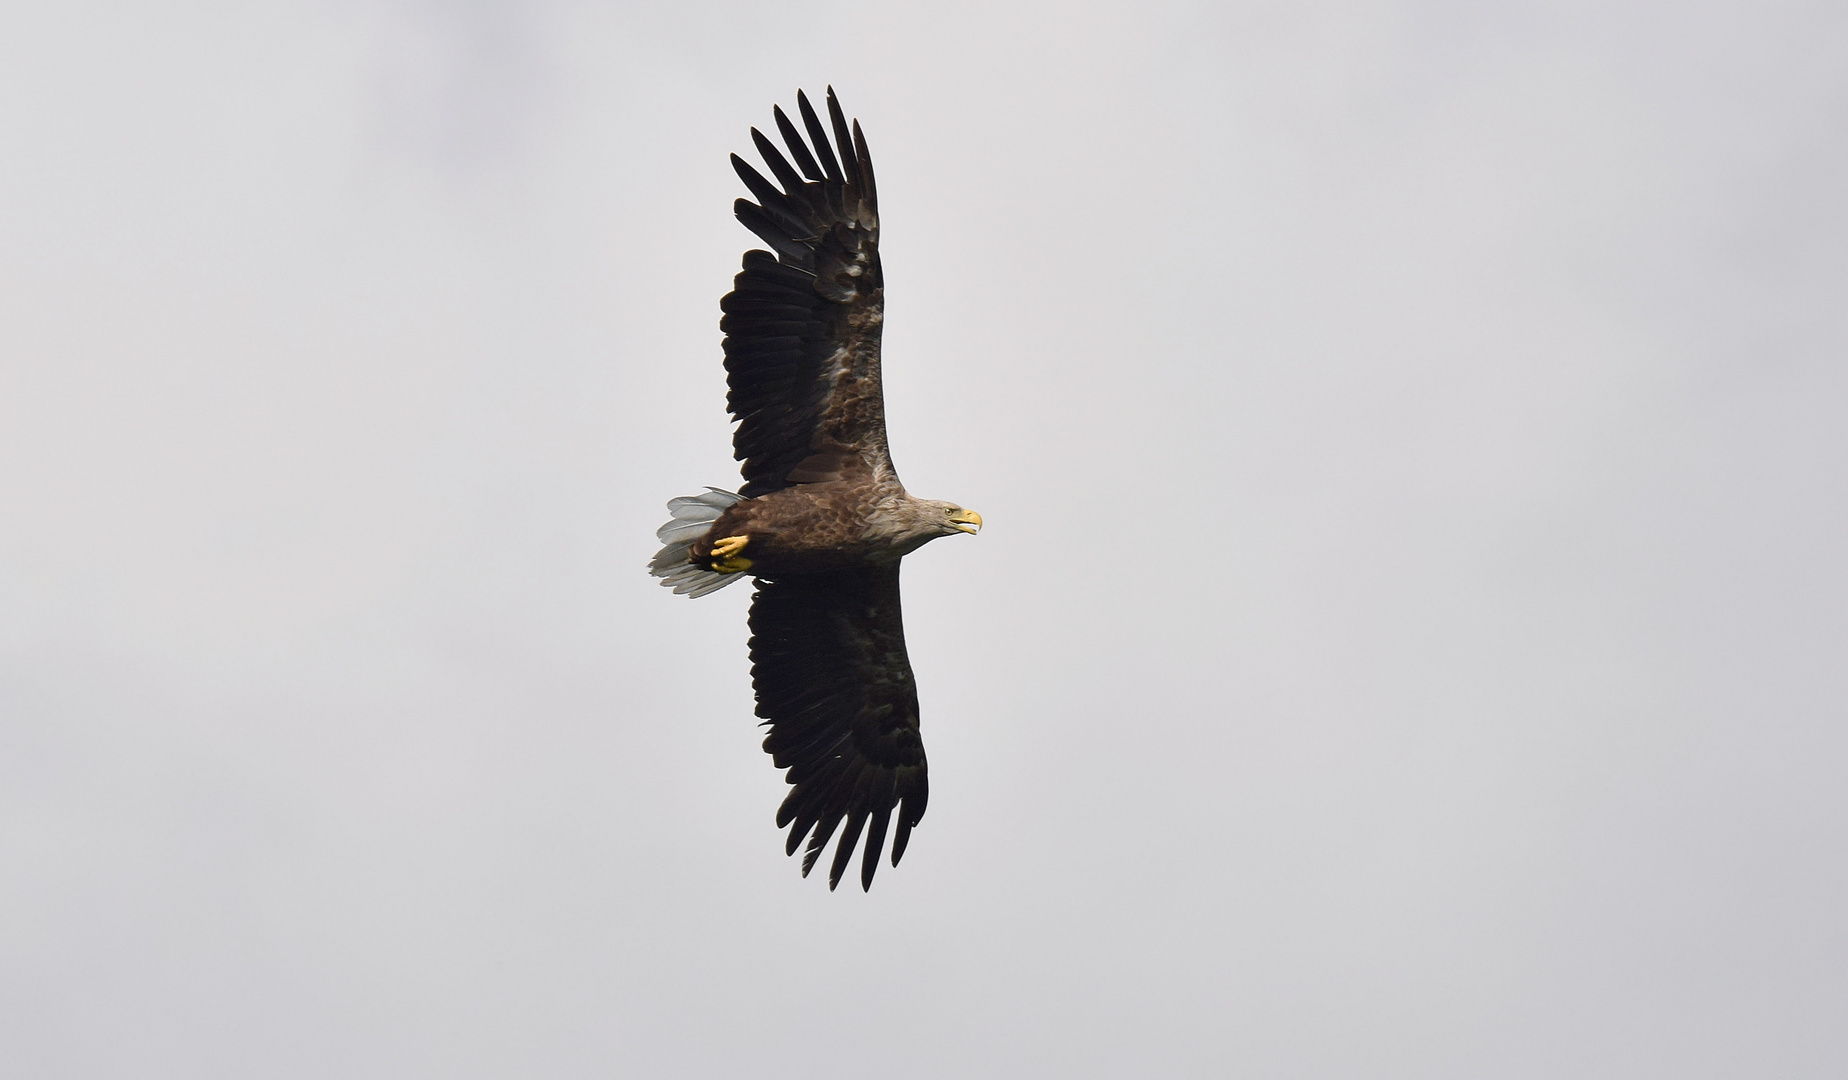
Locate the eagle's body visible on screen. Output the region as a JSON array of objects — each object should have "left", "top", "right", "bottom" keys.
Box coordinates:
[
  {"left": 649, "top": 89, "right": 979, "bottom": 891},
  {"left": 689, "top": 485, "right": 961, "bottom": 574}
]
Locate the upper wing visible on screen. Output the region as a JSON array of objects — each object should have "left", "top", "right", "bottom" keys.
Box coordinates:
[
  {"left": 748, "top": 563, "right": 928, "bottom": 891},
  {"left": 721, "top": 89, "right": 889, "bottom": 498}
]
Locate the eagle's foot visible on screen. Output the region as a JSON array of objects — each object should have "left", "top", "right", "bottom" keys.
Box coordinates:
[{"left": 709, "top": 535, "right": 752, "bottom": 573}]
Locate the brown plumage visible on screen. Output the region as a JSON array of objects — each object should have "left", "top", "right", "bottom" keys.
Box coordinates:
[{"left": 648, "top": 89, "right": 980, "bottom": 891}]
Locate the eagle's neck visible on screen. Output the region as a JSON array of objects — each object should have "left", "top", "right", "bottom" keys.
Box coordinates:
[{"left": 862, "top": 489, "right": 941, "bottom": 561}]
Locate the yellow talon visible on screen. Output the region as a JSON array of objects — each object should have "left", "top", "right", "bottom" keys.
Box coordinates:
[{"left": 709, "top": 535, "right": 751, "bottom": 573}]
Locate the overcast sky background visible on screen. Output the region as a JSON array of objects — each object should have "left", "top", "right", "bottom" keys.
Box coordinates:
[{"left": 3, "top": 2, "right": 1845, "bottom": 1076}]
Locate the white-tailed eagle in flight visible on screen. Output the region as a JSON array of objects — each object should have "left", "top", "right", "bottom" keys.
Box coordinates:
[{"left": 650, "top": 89, "right": 980, "bottom": 891}]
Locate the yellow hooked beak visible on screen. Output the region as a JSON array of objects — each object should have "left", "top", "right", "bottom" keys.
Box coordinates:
[{"left": 949, "top": 508, "right": 982, "bottom": 535}]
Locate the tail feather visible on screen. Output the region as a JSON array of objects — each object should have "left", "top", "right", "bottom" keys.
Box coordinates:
[{"left": 649, "top": 488, "right": 747, "bottom": 598}]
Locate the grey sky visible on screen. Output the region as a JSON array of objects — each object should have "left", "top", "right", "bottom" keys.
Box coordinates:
[{"left": 3, "top": 2, "right": 1845, "bottom": 1076}]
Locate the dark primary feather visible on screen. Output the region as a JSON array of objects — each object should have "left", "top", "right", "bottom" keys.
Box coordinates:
[
  {"left": 798, "top": 91, "right": 844, "bottom": 183},
  {"left": 827, "top": 92, "right": 859, "bottom": 191},
  {"left": 749, "top": 565, "right": 928, "bottom": 891},
  {"left": 721, "top": 87, "right": 886, "bottom": 498},
  {"left": 850, "top": 121, "right": 877, "bottom": 209},
  {"left": 773, "top": 106, "right": 825, "bottom": 181}
]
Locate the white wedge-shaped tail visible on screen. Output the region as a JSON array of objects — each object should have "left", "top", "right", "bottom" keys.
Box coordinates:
[{"left": 648, "top": 488, "right": 747, "bottom": 597}]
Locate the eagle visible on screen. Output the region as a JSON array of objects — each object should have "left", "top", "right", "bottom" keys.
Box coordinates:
[{"left": 649, "top": 89, "right": 981, "bottom": 891}]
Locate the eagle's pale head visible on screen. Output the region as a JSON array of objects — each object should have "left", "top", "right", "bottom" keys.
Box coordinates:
[
  {"left": 875, "top": 496, "right": 982, "bottom": 558},
  {"left": 918, "top": 499, "right": 982, "bottom": 538}
]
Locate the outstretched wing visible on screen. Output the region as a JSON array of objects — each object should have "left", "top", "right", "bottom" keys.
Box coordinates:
[
  {"left": 748, "top": 564, "right": 928, "bottom": 891},
  {"left": 722, "top": 88, "right": 889, "bottom": 498}
]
